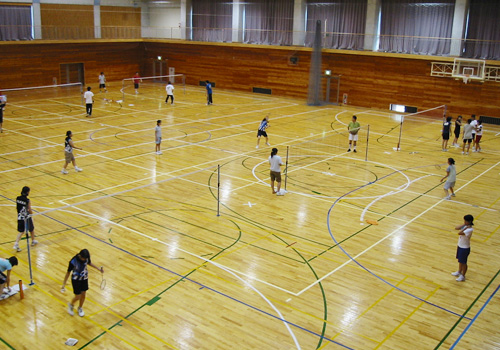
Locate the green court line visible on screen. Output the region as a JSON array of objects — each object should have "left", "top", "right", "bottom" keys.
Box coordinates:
[
  {"left": 108, "top": 228, "right": 112, "bottom": 233},
  {"left": 145, "top": 296, "right": 161, "bottom": 306},
  {"left": 434, "top": 268, "right": 500, "bottom": 349},
  {"left": 312, "top": 190, "right": 322, "bottom": 195},
  {"left": 79, "top": 220, "right": 242, "bottom": 349},
  {"left": 0, "top": 337, "right": 15, "bottom": 350},
  {"left": 200, "top": 253, "right": 213, "bottom": 257},
  {"left": 108, "top": 238, "right": 113, "bottom": 243},
  {"left": 141, "top": 255, "right": 154, "bottom": 259},
  {"left": 170, "top": 257, "right": 185, "bottom": 260}
]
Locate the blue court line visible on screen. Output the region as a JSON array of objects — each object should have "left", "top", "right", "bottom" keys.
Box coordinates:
[
  {"left": 449, "top": 283, "right": 500, "bottom": 349},
  {"left": 325, "top": 166, "right": 473, "bottom": 321},
  {"left": 8, "top": 199, "right": 354, "bottom": 350}
]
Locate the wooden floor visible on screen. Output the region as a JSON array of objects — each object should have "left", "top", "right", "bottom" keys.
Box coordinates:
[{"left": 1, "top": 82, "right": 499, "bottom": 350}]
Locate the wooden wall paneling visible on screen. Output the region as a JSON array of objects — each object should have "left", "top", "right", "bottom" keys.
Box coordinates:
[
  {"left": 40, "top": 4, "right": 94, "bottom": 40},
  {"left": 101, "top": 6, "right": 141, "bottom": 39}
]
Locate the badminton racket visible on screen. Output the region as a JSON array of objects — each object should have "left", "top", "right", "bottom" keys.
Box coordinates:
[{"left": 100, "top": 267, "right": 106, "bottom": 290}]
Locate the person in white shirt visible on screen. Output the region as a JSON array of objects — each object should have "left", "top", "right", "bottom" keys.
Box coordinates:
[
  {"left": 98, "top": 72, "right": 107, "bottom": 93},
  {"left": 269, "top": 148, "right": 284, "bottom": 194},
  {"left": 473, "top": 120, "right": 483, "bottom": 152},
  {"left": 470, "top": 115, "right": 477, "bottom": 143},
  {"left": 83, "top": 87, "right": 94, "bottom": 117},
  {"left": 452, "top": 214, "right": 474, "bottom": 282},
  {"left": 165, "top": 81, "right": 174, "bottom": 105},
  {"left": 155, "top": 120, "right": 162, "bottom": 155}
]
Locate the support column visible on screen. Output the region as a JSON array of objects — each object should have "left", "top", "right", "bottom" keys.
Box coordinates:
[
  {"left": 94, "top": 0, "right": 101, "bottom": 39},
  {"left": 33, "top": 0, "right": 42, "bottom": 39},
  {"left": 364, "top": 0, "right": 380, "bottom": 51},
  {"left": 180, "top": 0, "right": 192, "bottom": 40},
  {"left": 232, "top": 0, "right": 244, "bottom": 42},
  {"left": 292, "top": 0, "right": 306, "bottom": 46},
  {"left": 450, "top": 0, "right": 469, "bottom": 57}
]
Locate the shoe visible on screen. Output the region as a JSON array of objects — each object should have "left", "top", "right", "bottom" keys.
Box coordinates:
[
  {"left": 353, "top": 150, "right": 357, "bottom": 153},
  {"left": 456, "top": 275, "right": 465, "bottom": 282},
  {"left": 461, "top": 151, "right": 464, "bottom": 155},
  {"left": 451, "top": 193, "right": 456, "bottom": 197},
  {"left": 0, "top": 293, "right": 9, "bottom": 300},
  {"left": 13, "top": 243, "right": 21, "bottom": 252},
  {"left": 445, "top": 195, "right": 451, "bottom": 200},
  {"left": 451, "top": 271, "right": 460, "bottom": 276},
  {"left": 256, "top": 145, "right": 259, "bottom": 149},
  {"left": 347, "top": 149, "right": 351, "bottom": 152},
  {"left": 75, "top": 167, "right": 83, "bottom": 172},
  {"left": 266, "top": 142, "right": 270, "bottom": 146},
  {"left": 465, "top": 152, "right": 469, "bottom": 155},
  {"left": 61, "top": 169, "right": 68, "bottom": 174},
  {"left": 78, "top": 307, "right": 84, "bottom": 317},
  {"left": 31, "top": 240, "right": 39, "bottom": 246},
  {"left": 67, "top": 303, "right": 74, "bottom": 316},
  {"left": 156, "top": 151, "right": 162, "bottom": 155}
]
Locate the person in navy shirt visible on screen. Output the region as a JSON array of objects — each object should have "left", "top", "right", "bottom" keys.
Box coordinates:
[{"left": 205, "top": 80, "right": 213, "bottom": 105}]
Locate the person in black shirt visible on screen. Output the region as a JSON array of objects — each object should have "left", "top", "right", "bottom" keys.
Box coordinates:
[
  {"left": 0, "top": 96, "right": 6, "bottom": 133},
  {"left": 14, "top": 186, "right": 37, "bottom": 252},
  {"left": 62, "top": 130, "right": 83, "bottom": 174},
  {"left": 441, "top": 116, "right": 452, "bottom": 151},
  {"left": 61, "top": 249, "right": 103, "bottom": 317}
]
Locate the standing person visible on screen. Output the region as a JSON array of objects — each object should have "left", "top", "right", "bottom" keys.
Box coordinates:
[
  {"left": 452, "top": 115, "right": 462, "bottom": 147},
  {"left": 165, "top": 81, "right": 174, "bottom": 105},
  {"left": 470, "top": 115, "right": 477, "bottom": 144},
  {"left": 256, "top": 114, "right": 271, "bottom": 149},
  {"left": 62, "top": 131, "right": 83, "bottom": 174},
  {"left": 98, "top": 72, "right": 107, "bottom": 93},
  {"left": 61, "top": 249, "right": 103, "bottom": 317},
  {"left": 0, "top": 257, "right": 18, "bottom": 299},
  {"left": 347, "top": 115, "right": 360, "bottom": 153},
  {"left": 83, "top": 87, "right": 94, "bottom": 117},
  {"left": 451, "top": 215, "right": 474, "bottom": 282},
  {"left": 462, "top": 119, "right": 474, "bottom": 155},
  {"left": 205, "top": 80, "right": 213, "bottom": 105},
  {"left": 0, "top": 96, "right": 6, "bottom": 133},
  {"left": 441, "top": 158, "right": 456, "bottom": 200},
  {"left": 441, "top": 116, "right": 452, "bottom": 151},
  {"left": 473, "top": 120, "right": 483, "bottom": 152},
  {"left": 13, "top": 186, "right": 38, "bottom": 252},
  {"left": 269, "top": 148, "right": 284, "bottom": 195},
  {"left": 155, "top": 120, "right": 162, "bottom": 155},
  {"left": 133, "top": 72, "right": 142, "bottom": 94}
]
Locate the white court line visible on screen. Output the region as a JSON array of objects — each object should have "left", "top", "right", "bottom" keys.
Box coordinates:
[{"left": 296, "top": 159, "right": 500, "bottom": 296}]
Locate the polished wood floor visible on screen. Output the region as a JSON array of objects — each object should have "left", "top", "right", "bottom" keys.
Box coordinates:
[{"left": 1, "top": 82, "right": 499, "bottom": 350}]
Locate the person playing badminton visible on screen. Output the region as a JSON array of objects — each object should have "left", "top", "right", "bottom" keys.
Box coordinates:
[
  {"left": 205, "top": 80, "right": 213, "bottom": 105},
  {"left": 165, "top": 81, "right": 174, "bottom": 105},
  {"left": 256, "top": 114, "right": 271, "bottom": 149},
  {"left": 133, "top": 72, "right": 142, "bottom": 94},
  {"left": 269, "top": 148, "right": 284, "bottom": 195},
  {"left": 347, "top": 115, "right": 360, "bottom": 153},
  {"left": 441, "top": 157, "right": 456, "bottom": 200},
  {"left": 0, "top": 257, "right": 18, "bottom": 300},
  {"left": 62, "top": 130, "right": 83, "bottom": 174},
  {"left": 14, "top": 186, "right": 38, "bottom": 252},
  {"left": 61, "top": 249, "right": 103, "bottom": 317}
]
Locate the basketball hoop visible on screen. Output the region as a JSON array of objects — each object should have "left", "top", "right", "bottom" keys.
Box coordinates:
[{"left": 463, "top": 74, "right": 470, "bottom": 84}]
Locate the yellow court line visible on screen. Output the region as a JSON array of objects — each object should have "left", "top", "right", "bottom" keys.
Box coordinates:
[
  {"left": 374, "top": 284, "right": 441, "bottom": 349},
  {"left": 483, "top": 223, "right": 500, "bottom": 242}
]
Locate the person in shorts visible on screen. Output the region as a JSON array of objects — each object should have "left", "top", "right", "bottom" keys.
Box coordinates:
[
  {"left": 347, "top": 115, "right": 360, "bottom": 153},
  {"left": 441, "top": 116, "right": 452, "bottom": 151},
  {"left": 61, "top": 249, "right": 103, "bottom": 317},
  {"left": 451, "top": 215, "right": 474, "bottom": 282},
  {"left": 165, "top": 81, "right": 174, "bottom": 104},
  {"left": 98, "top": 72, "right": 107, "bottom": 93},
  {"left": 0, "top": 96, "right": 6, "bottom": 133},
  {"left": 441, "top": 158, "right": 456, "bottom": 200},
  {"left": 14, "top": 186, "right": 38, "bottom": 252},
  {"left": 256, "top": 114, "right": 270, "bottom": 149},
  {"left": 462, "top": 119, "right": 474, "bottom": 155},
  {"left": 133, "top": 72, "right": 141, "bottom": 94},
  {"left": 473, "top": 120, "right": 483, "bottom": 152},
  {"left": 452, "top": 115, "right": 462, "bottom": 147},
  {"left": 269, "top": 148, "right": 284, "bottom": 194},
  {"left": 155, "top": 120, "right": 162, "bottom": 155},
  {"left": 62, "top": 130, "right": 83, "bottom": 174},
  {"left": 205, "top": 80, "right": 213, "bottom": 105},
  {"left": 0, "top": 257, "right": 18, "bottom": 299}
]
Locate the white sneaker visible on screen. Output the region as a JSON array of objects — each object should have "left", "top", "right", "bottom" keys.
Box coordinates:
[
  {"left": 61, "top": 169, "right": 69, "bottom": 174},
  {"left": 266, "top": 142, "right": 270, "bottom": 146},
  {"left": 451, "top": 193, "right": 456, "bottom": 197},
  {"left": 0, "top": 293, "right": 9, "bottom": 300},
  {"left": 67, "top": 303, "right": 74, "bottom": 316},
  {"left": 451, "top": 271, "right": 460, "bottom": 276},
  {"left": 13, "top": 243, "right": 21, "bottom": 252},
  {"left": 456, "top": 275, "right": 465, "bottom": 282},
  {"left": 78, "top": 307, "right": 84, "bottom": 317},
  {"left": 461, "top": 151, "right": 464, "bottom": 155},
  {"left": 465, "top": 152, "right": 469, "bottom": 155},
  {"left": 445, "top": 195, "right": 451, "bottom": 200},
  {"left": 31, "top": 240, "right": 39, "bottom": 246},
  {"left": 255, "top": 145, "right": 259, "bottom": 149},
  {"left": 75, "top": 167, "right": 83, "bottom": 172},
  {"left": 156, "top": 151, "right": 162, "bottom": 155}
]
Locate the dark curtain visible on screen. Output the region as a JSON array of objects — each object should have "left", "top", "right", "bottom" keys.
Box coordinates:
[
  {"left": 379, "top": 0, "right": 454, "bottom": 55},
  {"left": 305, "top": 0, "right": 367, "bottom": 50},
  {"left": 0, "top": 5, "right": 33, "bottom": 41},
  {"left": 463, "top": 0, "right": 500, "bottom": 60},
  {"left": 192, "top": 0, "right": 232, "bottom": 42},
  {"left": 243, "top": 0, "right": 294, "bottom": 46}
]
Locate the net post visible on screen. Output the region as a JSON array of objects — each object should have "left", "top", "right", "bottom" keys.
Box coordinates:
[
  {"left": 183, "top": 74, "right": 186, "bottom": 95},
  {"left": 122, "top": 79, "right": 126, "bottom": 102},
  {"left": 19, "top": 280, "right": 24, "bottom": 300},
  {"left": 365, "top": 124, "right": 370, "bottom": 162},
  {"left": 24, "top": 217, "right": 35, "bottom": 286},
  {"left": 284, "top": 146, "right": 289, "bottom": 191},
  {"left": 216, "top": 164, "right": 220, "bottom": 217},
  {"left": 395, "top": 117, "right": 403, "bottom": 151}
]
